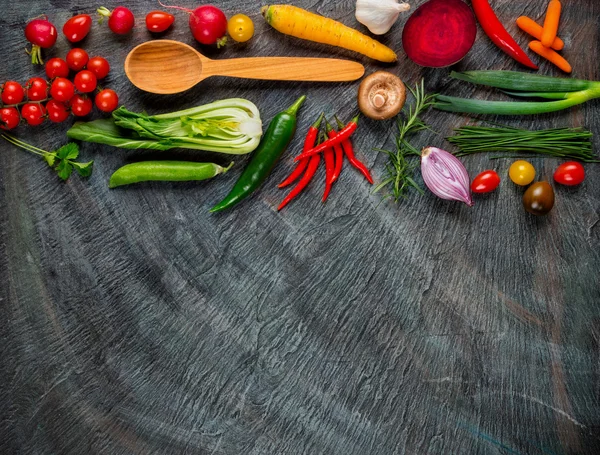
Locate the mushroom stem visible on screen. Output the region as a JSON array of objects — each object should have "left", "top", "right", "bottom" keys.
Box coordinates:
[{"left": 373, "top": 93, "right": 387, "bottom": 108}]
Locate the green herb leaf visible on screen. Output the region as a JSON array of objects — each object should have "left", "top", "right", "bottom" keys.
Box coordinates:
[
  {"left": 55, "top": 160, "right": 73, "bottom": 181},
  {"left": 43, "top": 153, "right": 56, "bottom": 167},
  {"left": 55, "top": 143, "right": 79, "bottom": 160},
  {"left": 72, "top": 160, "right": 94, "bottom": 177}
]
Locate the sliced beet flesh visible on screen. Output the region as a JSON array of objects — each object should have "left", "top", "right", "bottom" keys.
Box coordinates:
[{"left": 402, "top": 0, "right": 477, "bottom": 68}]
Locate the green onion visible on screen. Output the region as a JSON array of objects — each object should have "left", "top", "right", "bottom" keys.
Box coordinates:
[
  {"left": 434, "top": 71, "right": 600, "bottom": 116},
  {"left": 67, "top": 98, "right": 263, "bottom": 155},
  {"left": 447, "top": 125, "right": 598, "bottom": 162}
]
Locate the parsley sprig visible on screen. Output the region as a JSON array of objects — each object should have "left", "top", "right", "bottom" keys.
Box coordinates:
[
  {"left": 2, "top": 133, "right": 93, "bottom": 181},
  {"left": 374, "top": 80, "right": 436, "bottom": 202}
]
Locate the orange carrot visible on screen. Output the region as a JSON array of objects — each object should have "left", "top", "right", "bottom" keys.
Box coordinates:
[
  {"left": 529, "top": 40, "right": 571, "bottom": 73},
  {"left": 541, "top": 0, "right": 562, "bottom": 48},
  {"left": 516, "top": 16, "right": 564, "bottom": 51}
]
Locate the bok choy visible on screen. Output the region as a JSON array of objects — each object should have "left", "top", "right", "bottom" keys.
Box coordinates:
[{"left": 67, "top": 98, "right": 263, "bottom": 154}]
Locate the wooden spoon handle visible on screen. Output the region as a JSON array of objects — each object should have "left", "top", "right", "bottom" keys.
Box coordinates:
[{"left": 202, "top": 57, "right": 365, "bottom": 82}]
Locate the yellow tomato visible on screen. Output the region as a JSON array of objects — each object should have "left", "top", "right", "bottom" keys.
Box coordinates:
[
  {"left": 509, "top": 160, "right": 536, "bottom": 186},
  {"left": 227, "top": 14, "right": 254, "bottom": 43}
]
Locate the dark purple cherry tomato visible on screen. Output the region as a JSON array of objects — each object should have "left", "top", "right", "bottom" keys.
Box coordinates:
[
  {"left": 146, "top": 11, "right": 174, "bottom": 33},
  {"left": 26, "top": 77, "right": 48, "bottom": 101},
  {"left": 63, "top": 14, "right": 92, "bottom": 42},
  {"left": 471, "top": 169, "right": 500, "bottom": 193},
  {"left": 21, "top": 103, "right": 46, "bottom": 126},
  {"left": 2, "top": 81, "right": 25, "bottom": 105},
  {"left": 523, "top": 181, "right": 555, "bottom": 216},
  {"left": 553, "top": 161, "right": 585, "bottom": 186}
]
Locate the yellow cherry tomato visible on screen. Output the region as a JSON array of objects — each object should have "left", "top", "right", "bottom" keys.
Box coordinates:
[
  {"left": 509, "top": 160, "right": 536, "bottom": 186},
  {"left": 227, "top": 14, "right": 254, "bottom": 43}
]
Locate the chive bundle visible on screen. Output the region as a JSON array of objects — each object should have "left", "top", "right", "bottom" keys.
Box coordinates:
[{"left": 447, "top": 125, "right": 598, "bottom": 162}]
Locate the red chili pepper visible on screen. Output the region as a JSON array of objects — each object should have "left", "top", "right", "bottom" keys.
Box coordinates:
[
  {"left": 335, "top": 116, "right": 373, "bottom": 184},
  {"left": 471, "top": 0, "right": 538, "bottom": 69},
  {"left": 279, "top": 112, "right": 324, "bottom": 188},
  {"left": 278, "top": 134, "right": 323, "bottom": 211},
  {"left": 294, "top": 114, "right": 359, "bottom": 161},
  {"left": 325, "top": 119, "right": 344, "bottom": 184},
  {"left": 322, "top": 144, "right": 335, "bottom": 202}
]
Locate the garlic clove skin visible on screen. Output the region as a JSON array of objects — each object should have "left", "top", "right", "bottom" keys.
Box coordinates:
[{"left": 355, "top": 0, "right": 411, "bottom": 35}]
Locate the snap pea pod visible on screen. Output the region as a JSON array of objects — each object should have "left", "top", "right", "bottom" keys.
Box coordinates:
[
  {"left": 109, "top": 161, "right": 233, "bottom": 188},
  {"left": 210, "top": 95, "right": 306, "bottom": 212}
]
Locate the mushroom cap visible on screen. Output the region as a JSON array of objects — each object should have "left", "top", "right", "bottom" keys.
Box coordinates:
[{"left": 357, "top": 71, "right": 407, "bottom": 120}]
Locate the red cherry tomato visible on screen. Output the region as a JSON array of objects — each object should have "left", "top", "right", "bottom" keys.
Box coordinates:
[
  {"left": 0, "top": 107, "right": 21, "bottom": 130},
  {"left": 21, "top": 103, "right": 46, "bottom": 126},
  {"left": 50, "top": 77, "right": 75, "bottom": 102},
  {"left": 66, "top": 48, "right": 89, "bottom": 71},
  {"left": 70, "top": 94, "right": 93, "bottom": 117},
  {"left": 86, "top": 56, "right": 110, "bottom": 79},
  {"left": 95, "top": 89, "right": 119, "bottom": 113},
  {"left": 26, "top": 77, "right": 49, "bottom": 101},
  {"left": 74, "top": 70, "right": 97, "bottom": 93},
  {"left": 45, "top": 58, "right": 70, "bottom": 79},
  {"left": 63, "top": 14, "right": 92, "bottom": 42},
  {"left": 46, "top": 99, "right": 70, "bottom": 123},
  {"left": 553, "top": 161, "right": 585, "bottom": 186},
  {"left": 471, "top": 170, "right": 501, "bottom": 193},
  {"left": 146, "top": 11, "right": 175, "bottom": 33},
  {"left": 2, "top": 81, "right": 25, "bottom": 105}
]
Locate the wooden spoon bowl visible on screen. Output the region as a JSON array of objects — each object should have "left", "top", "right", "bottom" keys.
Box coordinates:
[{"left": 124, "top": 40, "right": 366, "bottom": 95}]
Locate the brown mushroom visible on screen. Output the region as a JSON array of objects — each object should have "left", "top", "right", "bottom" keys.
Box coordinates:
[{"left": 357, "top": 71, "right": 406, "bottom": 120}]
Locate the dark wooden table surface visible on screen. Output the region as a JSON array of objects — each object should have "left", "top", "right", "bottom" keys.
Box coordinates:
[{"left": 1, "top": 1, "right": 599, "bottom": 454}]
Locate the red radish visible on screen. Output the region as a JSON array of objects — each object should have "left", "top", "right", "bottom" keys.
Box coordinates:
[
  {"left": 0, "top": 107, "right": 21, "bottom": 130},
  {"left": 24, "top": 17, "right": 58, "bottom": 65},
  {"left": 97, "top": 6, "right": 135, "bottom": 35},
  {"left": 63, "top": 14, "right": 92, "bottom": 43},
  {"left": 402, "top": 0, "right": 476, "bottom": 68},
  {"left": 158, "top": 2, "right": 227, "bottom": 46}
]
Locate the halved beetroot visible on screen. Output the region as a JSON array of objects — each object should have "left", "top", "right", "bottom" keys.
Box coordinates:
[{"left": 402, "top": 0, "right": 476, "bottom": 68}]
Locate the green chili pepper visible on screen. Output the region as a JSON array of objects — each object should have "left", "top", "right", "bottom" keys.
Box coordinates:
[
  {"left": 108, "top": 161, "right": 234, "bottom": 188},
  {"left": 210, "top": 95, "right": 306, "bottom": 213}
]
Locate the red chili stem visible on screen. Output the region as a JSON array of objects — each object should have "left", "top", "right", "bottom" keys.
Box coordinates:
[
  {"left": 294, "top": 114, "right": 359, "bottom": 161},
  {"left": 278, "top": 112, "right": 324, "bottom": 188},
  {"left": 471, "top": 0, "right": 538, "bottom": 69}
]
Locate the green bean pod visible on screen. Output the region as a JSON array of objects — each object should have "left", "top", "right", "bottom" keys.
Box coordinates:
[
  {"left": 109, "top": 160, "right": 233, "bottom": 188},
  {"left": 210, "top": 95, "right": 306, "bottom": 213}
]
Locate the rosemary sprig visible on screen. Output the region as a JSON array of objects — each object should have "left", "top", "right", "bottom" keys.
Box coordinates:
[
  {"left": 447, "top": 125, "right": 598, "bottom": 162},
  {"left": 374, "top": 80, "right": 436, "bottom": 201}
]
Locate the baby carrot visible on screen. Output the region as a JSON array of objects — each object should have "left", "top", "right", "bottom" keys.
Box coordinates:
[
  {"left": 541, "top": 0, "right": 562, "bottom": 48},
  {"left": 529, "top": 40, "right": 571, "bottom": 73},
  {"left": 516, "top": 16, "right": 564, "bottom": 51}
]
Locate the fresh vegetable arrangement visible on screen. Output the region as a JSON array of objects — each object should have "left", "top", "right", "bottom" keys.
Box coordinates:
[{"left": 0, "top": 0, "right": 596, "bottom": 220}]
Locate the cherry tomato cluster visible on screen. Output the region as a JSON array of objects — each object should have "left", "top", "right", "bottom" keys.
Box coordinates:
[
  {"left": 0, "top": 50, "right": 119, "bottom": 130},
  {"left": 469, "top": 160, "right": 586, "bottom": 216}
]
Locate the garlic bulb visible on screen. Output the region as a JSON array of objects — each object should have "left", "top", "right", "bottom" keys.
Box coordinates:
[{"left": 355, "top": 0, "right": 410, "bottom": 35}]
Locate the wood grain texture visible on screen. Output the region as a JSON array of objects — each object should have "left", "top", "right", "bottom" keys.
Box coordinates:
[
  {"left": 1, "top": 1, "right": 599, "bottom": 454},
  {"left": 125, "top": 40, "right": 365, "bottom": 94}
]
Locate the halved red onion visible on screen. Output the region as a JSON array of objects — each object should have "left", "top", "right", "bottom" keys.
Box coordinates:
[{"left": 421, "top": 146, "right": 473, "bottom": 206}]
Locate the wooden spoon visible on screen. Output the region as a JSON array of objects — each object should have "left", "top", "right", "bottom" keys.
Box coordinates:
[{"left": 124, "top": 40, "right": 366, "bottom": 94}]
